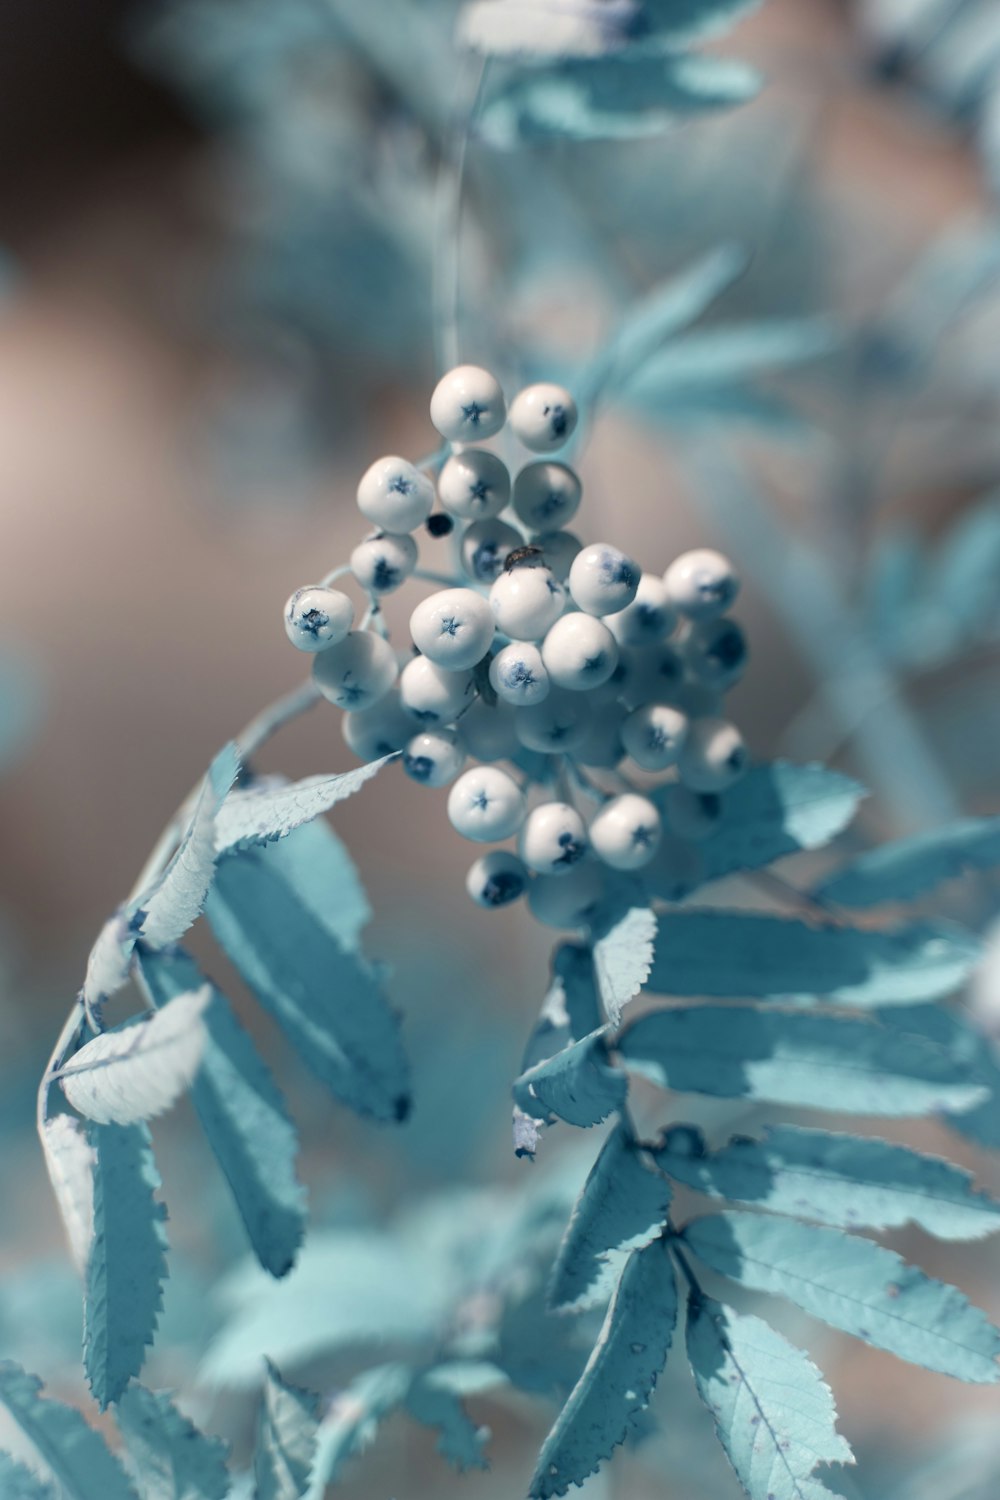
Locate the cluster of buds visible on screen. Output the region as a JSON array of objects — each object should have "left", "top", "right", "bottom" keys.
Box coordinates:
[{"left": 283, "top": 366, "right": 748, "bottom": 928}]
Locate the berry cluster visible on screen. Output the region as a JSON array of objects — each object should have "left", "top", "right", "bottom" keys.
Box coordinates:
[{"left": 283, "top": 366, "right": 748, "bottom": 929}]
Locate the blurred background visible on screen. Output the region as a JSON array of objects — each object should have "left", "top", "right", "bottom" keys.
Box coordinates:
[{"left": 3, "top": 0, "right": 1000, "bottom": 1494}]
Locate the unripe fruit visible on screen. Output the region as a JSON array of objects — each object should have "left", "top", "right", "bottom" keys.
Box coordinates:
[
  {"left": 519, "top": 801, "right": 589, "bottom": 876},
  {"left": 621, "top": 702, "right": 688, "bottom": 771},
  {"left": 533, "top": 528, "right": 582, "bottom": 581},
  {"left": 605, "top": 573, "right": 676, "bottom": 646},
  {"left": 312, "top": 630, "right": 398, "bottom": 710},
  {"left": 664, "top": 548, "right": 739, "bottom": 620},
  {"left": 342, "top": 693, "right": 413, "bottom": 761},
  {"left": 662, "top": 783, "right": 723, "bottom": 841},
  {"left": 284, "top": 586, "right": 354, "bottom": 652},
  {"left": 403, "top": 728, "right": 465, "bottom": 788},
  {"left": 410, "top": 588, "right": 494, "bottom": 670},
  {"left": 541, "top": 613, "right": 618, "bottom": 691},
  {"left": 438, "top": 449, "right": 511, "bottom": 520},
  {"left": 509, "top": 382, "right": 578, "bottom": 451},
  {"left": 466, "top": 850, "right": 529, "bottom": 908},
  {"left": 350, "top": 531, "right": 418, "bottom": 595},
  {"left": 683, "top": 615, "right": 748, "bottom": 690},
  {"left": 490, "top": 560, "right": 566, "bottom": 641},
  {"left": 678, "top": 716, "right": 748, "bottom": 792},
  {"left": 569, "top": 543, "right": 640, "bottom": 616},
  {"left": 357, "top": 456, "right": 434, "bottom": 532},
  {"left": 515, "top": 689, "right": 590, "bottom": 754},
  {"left": 489, "top": 642, "right": 551, "bottom": 707},
  {"left": 399, "top": 655, "right": 476, "bottom": 724},
  {"left": 448, "top": 765, "right": 527, "bottom": 842},
  {"left": 589, "top": 793, "right": 662, "bottom": 871},
  {"left": 460, "top": 518, "right": 522, "bottom": 583},
  {"left": 528, "top": 864, "right": 605, "bottom": 930},
  {"left": 512, "top": 461, "right": 582, "bottom": 531},
  {"left": 430, "top": 364, "right": 506, "bottom": 441}
]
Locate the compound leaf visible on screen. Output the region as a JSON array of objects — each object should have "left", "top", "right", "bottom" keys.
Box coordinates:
[
  {"left": 0, "top": 1362, "right": 137, "bottom": 1500},
  {"left": 59, "top": 990, "right": 210, "bottom": 1126},
  {"left": 116, "top": 1383, "right": 230, "bottom": 1500}
]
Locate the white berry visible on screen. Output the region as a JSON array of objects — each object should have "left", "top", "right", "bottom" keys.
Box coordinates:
[
  {"left": 350, "top": 531, "right": 418, "bottom": 595},
  {"left": 683, "top": 616, "right": 747, "bottom": 690},
  {"left": 509, "top": 382, "right": 578, "bottom": 452},
  {"left": 399, "top": 655, "right": 476, "bottom": 723},
  {"left": 342, "top": 693, "right": 413, "bottom": 761},
  {"left": 569, "top": 544, "right": 640, "bottom": 616},
  {"left": 541, "top": 613, "right": 618, "bottom": 691},
  {"left": 527, "top": 864, "right": 605, "bottom": 930},
  {"left": 357, "top": 456, "right": 434, "bottom": 532},
  {"left": 605, "top": 573, "right": 676, "bottom": 646},
  {"left": 430, "top": 365, "right": 506, "bottom": 442},
  {"left": 662, "top": 783, "right": 723, "bottom": 841},
  {"left": 515, "top": 689, "right": 589, "bottom": 754},
  {"left": 678, "top": 716, "right": 748, "bottom": 792},
  {"left": 438, "top": 449, "right": 511, "bottom": 520},
  {"left": 533, "top": 528, "right": 582, "bottom": 581},
  {"left": 448, "top": 765, "right": 526, "bottom": 842},
  {"left": 589, "top": 794, "right": 662, "bottom": 871},
  {"left": 664, "top": 548, "right": 739, "bottom": 620},
  {"left": 284, "top": 586, "right": 354, "bottom": 653},
  {"left": 490, "top": 560, "right": 566, "bottom": 640},
  {"left": 312, "top": 630, "right": 398, "bottom": 710},
  {"left": 512, "top": 462, "right": 582, "bottom": 531},
  {"left": 519, "top": 801, "right": 589, "bottom": 876},
  {"left": 459, "top": 698, "right": 521, "bottom": 762},
  {"left": 621, "top": 702, "right": 688, "bottom": 771},
  {"left": 410, "top": 588, "right": 494, "bottom": 670},
  {"left": 403, "top": 728, "right": 465, "bottom": 788},
  {"left": 489, "top": 642, "right": 551, "bottom": 707},
  {"left": 460, "top": 518, "right": 522, "bottom": 583},
  {"left": 466, "top": 850, "right": 529, "bottom": 908}
]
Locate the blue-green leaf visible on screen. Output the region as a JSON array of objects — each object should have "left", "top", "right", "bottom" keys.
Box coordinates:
[
  {"left": 140, "top": 949, "right": 306, "bottom": 1279},
  {"left": 206, "top": 847, "right": 409, "bottom": 1124},
  {"left": 405, "top": 1368, "right": 490, "bottom": 1471},
  {"left": 253, "top": 1362, "right": 320, "bottom": 1500},
  {"left": 84, "top": 1124, "right": 169, "bottom": 1409},
  {"left": 214, "top": 757, "right": 396, "bottom": 854},
  {"left": 303, "top": 1365, "right": 411, "bottom": 1498},
  {"left": 549, "top": 1121, "right": 672, "bottom": 1311},
  {"left": 528, "top": 1238, "right": 677, "bottom": 1498},
  {"left": 590, "top": 902, "right": 656, "bottom": 1024},
  {"left": 515, "top": 1028, "right": 627, "bottom": 1128},
  {"left": 683, "top": 1212, "right": 1000, "bottom": 1382},
  {"left": 646, "top": 911, "right": 978, "bottom": 1005},
  {"left": 656, "top": 1124, "right": 1000, "bottom": 1240},
  {"left": 686, "top": 1293, "right": 853, "bottom": 1500},
  {"left": 0, "top": 1452, "right": 57, "bottom": 1499},
  {"left": 618, "top": 1006, "right": 987, "bottom": 1116},
  {"left": 0, "top": 1363, "right": 137, "bottom": 1500},
  {"left": 817, "top": 818, "right": 1000, "bottom": 909},
  {"left": 116, "top": 1383, "right": 230, "bottom": 1500}
]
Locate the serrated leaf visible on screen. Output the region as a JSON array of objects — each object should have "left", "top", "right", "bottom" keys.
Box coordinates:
[
  {"left": 549, "top": 1121, "right": 672, "bottom": 1312},
  {"left": 0, "top": 1452, "right": 57, "bottom": 1500},
  {"left": 0, "top": 1362, "right": 138, "bottom": 1500},
  {"left": 140, "top": 949, "right": 306, "bottom": 1279},
  {"left": 683, "top": 1212, "right": 1000, "bottom": 1382},
  {"left": 618, "top": 1006, "right": 987, "bottom": 1116},
  {"left": 477, "top": 53, "right": 758, "bottom": 147},
  {"left": 646, "top": 910, "right": 978, "bottom": 1005},
  {"left": 206, "top": 848, "right": 409, "bottom": 1124},
  {"left": 657, "top": 1124, "right": 1000, "bottom": 1241},
  {"left": 405, "top": 1369, "right": 490, "bottom": 1471},
  {"left": 528, "top": 1238, "right": 677, "bottom": 1498},
  {"left": 686, "top": 1293, "right": 852, "bottom": 1500},
  {"left": 214, "top": 757, "right": 396, "bottom": 853},
  {"left": 59, "top": 990, "right": 210, "bottom": 1126},
  {"left": 84, "top": 1124, "right": 169, "bottom": 1408},
  {"left": 253, "top": 1361, "right": 320, "bottom": 1500},
  {"left": 590, "top": 902, "right": 656, "bottom": 1024},
  {"left": 40, "top": 1113, "right": 96, "bottom": 1274},
  {"left": 117, "top": 1383, "right": 230, "bottom": 1500},
  {"left": 303, "top": 1365, "right": 412, "bottom": 1498},
  {"left": 817, "top": 818, "right": 1000, "bottom": 908},
  {"left": 515, "top": 1028, "right": 627, "bottom": 1128}
]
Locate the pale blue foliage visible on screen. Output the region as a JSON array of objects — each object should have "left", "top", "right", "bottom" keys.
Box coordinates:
[
  {"left": 646, "top": 910, "right": 979, "bottom": 1005},
  {"left": 0, "top": 1362, "right": 138, "bottom": 1500},
  {"left": 253, "top": 1361, "right": 319, "bottom": 1500},
  {"left": 656, "top": 1124, "right": 1000, "bottom": 1240},
  {"left": 515, "top": 1029, "right": 627, "bottom": 1128},
  {"left": 686, "top": 1293, "right": 853, "bottom": 1500},
  {"left": 85, "top": 1125, "right": 169, "bottom": 1410},
  {"left": 116, "top": 1383, "right": 230, "bottom": 1500},
  {"left": 140, "top": 948, "right": 307, "bottom": 1279},
  {"left": 683, "top": 1211, "right": 1000, "bottom": 1382},
  {"left": 589, "top": 900, "right": 656, "bottom": 1024},
  {"left": 213, "top": 756, "right": 396, "bottom": 853},
  {"left": 618, "top": 1006, "right": 987, "bottom": 1115},
  {"left": 0, "top": 1452, "right": 57, "bottom": 1500},
  {"left": 817, "top": 818, "right": 1000, "bottom": 908},
  {"left": 528, "top": 1237, "right": 677, "bottom": 1498},
  {"left": 548, "top": 1121, "right": 672, "bottom": 1311},
  {"left": 206, "top": 845, "right": 410, "bottom": 1123}
]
